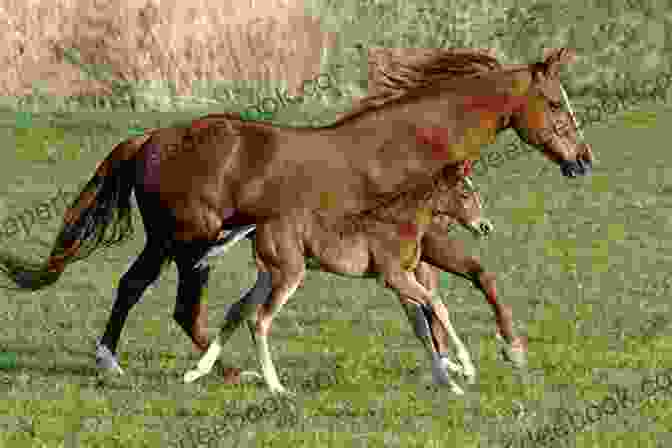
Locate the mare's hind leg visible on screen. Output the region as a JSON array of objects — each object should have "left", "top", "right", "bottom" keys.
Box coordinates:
[
  {"left": 421, "top": 232, "right": 526, "bottom": 367},
  {"left": 97, "top": 239, "right": 169, "bottom": 374},
  {"left": 173, "top": 250, "right": 212, "bottom": 353}
]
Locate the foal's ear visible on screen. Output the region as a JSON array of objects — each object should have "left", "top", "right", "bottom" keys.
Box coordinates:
[{"left": 542, "top": 48, "right": 576, "bottom": 77}]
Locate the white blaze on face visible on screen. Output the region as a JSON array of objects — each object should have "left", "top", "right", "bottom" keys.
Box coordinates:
[{"left": 560, "top": 84, "right": 585, "bottom": 142}]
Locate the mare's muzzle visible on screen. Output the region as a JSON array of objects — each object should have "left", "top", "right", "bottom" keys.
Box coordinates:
[{"left": 560, "top": 158, "right": 592, "bottom": 178}]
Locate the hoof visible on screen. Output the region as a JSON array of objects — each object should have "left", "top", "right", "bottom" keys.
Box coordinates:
[
  {"left": 239, "top": 370, "right": 263, "bottom": 382},
  {"left": 456, "top": 359, "right": 477, "bottom": 385},
  {"left": 451, "top": 383, "right": 466, "bottom": 395},
  {"left": 503, "top": 346, "right": 527, "bottom": 368},
  {"left": 463, "top": 370, "right": 477, "bottom": 385},
  {"left": 215, "top": 367, "right": 262, "bottom": 385},
  {"left": 270, "top": 385, "right": 295, "bottom": 397},
  {"left": 438, "top": 354, "right": 463, "bottom": 374},
  {"left": 438, "top": 355, "right": 476, "bottom": 384},
  {"left": 497, "top": 334, "right": 528, "bottom": 368},
  {"left": 95, "top": 342, "right": 124, "bottom": 375},
  {"left": 184, "top": 369, "right": 206, "bottom": 384}
]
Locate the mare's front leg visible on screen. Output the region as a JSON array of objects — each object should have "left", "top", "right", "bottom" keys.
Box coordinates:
[{"left": 421, "top": 231, "right": 527, "bottom": 367}]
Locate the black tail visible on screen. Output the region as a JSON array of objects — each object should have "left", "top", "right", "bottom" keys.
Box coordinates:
[{"left": 0, "top": 133, "right": 154, "bottom": 290}]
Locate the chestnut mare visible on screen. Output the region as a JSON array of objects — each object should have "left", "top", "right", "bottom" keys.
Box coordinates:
[
  {"left": 183, "top": 161, "right": 521, "bottom": 394},
  {"left": 0, "top": 47, "right": 590, "bottom": 387}
]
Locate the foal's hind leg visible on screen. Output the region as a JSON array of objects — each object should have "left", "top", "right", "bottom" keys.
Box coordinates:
[
  {"left": 183, "top": 269, "right": 273, "bottom": 384},
  {"left": 383, "top": 269, "right": 467, "bottom": 394},
  {"left": 414, "top": 263, "right": 449, "bottom": 353},
  {"left": 413, "top": 262, "right": 474, "bottom": 382},
  {"left": 97, "top": 240, "right": 169, "bottom": 374}
]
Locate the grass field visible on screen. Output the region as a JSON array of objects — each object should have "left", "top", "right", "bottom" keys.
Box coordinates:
[
  {"left": 1, "top": 27, "right": 672, "bottom": 445},
  {"left": 0, "top": 99, "right": 670, "bottom": 447}
]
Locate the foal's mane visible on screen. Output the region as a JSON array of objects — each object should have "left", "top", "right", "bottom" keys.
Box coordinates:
[{"left": 328, "top": 49, "right": 504, "bottom": 128}]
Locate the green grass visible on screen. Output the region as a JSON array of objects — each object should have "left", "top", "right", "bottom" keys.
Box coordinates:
[
  {"left": 1, "top": 9, "right": 672, "bottom": 446},
  {"left": 0, "top": 103, "right": 670, "bottom": 447}
]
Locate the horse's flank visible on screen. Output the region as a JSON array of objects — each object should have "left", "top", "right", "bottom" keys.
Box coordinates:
[{"left": 145, "top": 51, "right": 527, "bottom": 240}]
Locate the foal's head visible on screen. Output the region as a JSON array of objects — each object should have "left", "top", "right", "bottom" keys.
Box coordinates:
[{"left": 427, "top": 161, "right": 493, "bottom": 238}]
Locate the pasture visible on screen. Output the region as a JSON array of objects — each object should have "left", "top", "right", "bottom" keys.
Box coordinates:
[{"left": 0, "top": 107, "right": 671, "bottom": 446}]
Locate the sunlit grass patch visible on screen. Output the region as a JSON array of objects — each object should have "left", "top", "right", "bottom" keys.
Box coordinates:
[{"left": 617, "top": 109, "right": 660, "bottom": 128}]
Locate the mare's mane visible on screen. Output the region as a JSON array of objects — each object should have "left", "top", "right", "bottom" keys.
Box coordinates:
[{"left": 328, "top": 49, "right": 504, "bottom": 128}]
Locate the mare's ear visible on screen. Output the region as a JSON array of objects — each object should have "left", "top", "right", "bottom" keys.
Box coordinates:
[{"left": 542, "top": 48, "right": 576, "bottom": 77}]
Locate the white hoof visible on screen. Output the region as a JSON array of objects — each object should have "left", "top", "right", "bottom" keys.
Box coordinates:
[
  {"left": 95, "top": 342, "right": 124, "bottom": 375},
  {"left": 269, "top": 385, "right": 295, "bottom": 397},
  {"left": 184, "top": 368, "right": 207, "bottom": 384},
  {"left": 438, "top": 355, "right": 463, "bottom": 375},
  {"left": 450, "top": 383, "right": 465, "bottom": 395},
  {"left": 239, "top": 370, "right": 263, "bottom": 382},
  {"left": 458, "top": 360, "right": 477, "bottom": 384},
  {"left": 497, "top": 333, "right": 528, "bottom": 368},
  {"left": 503, "top": 346, "right": 527, "bottom": 368},
  {"left": 432, "top": 356, "right": 468, "bottom": 394}
]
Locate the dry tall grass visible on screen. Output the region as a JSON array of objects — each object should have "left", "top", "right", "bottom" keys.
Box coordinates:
[{"left": 0, "top": 0, "right": 337, "bottom": 98}]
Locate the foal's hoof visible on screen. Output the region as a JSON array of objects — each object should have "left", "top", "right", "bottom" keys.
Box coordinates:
[
  {"left": 497, "top": 334, "right": 528, "bottom": 368},
  {"left": 239, "top": 370, "right": 263, "bottom": 383},
  {"left": 438, "top": 355, "right": 476, "bottom": 385},
  {"left": 215, "top": 367, "right": 262, "bottom": 385},
  {"left": 184, "top": 368, "right": 207, "bottom": 384},
  {"left": 270, "top": 385, "right": 295, "bottom": 397},
  {"left": 431, "top": 366, "right": 465, "bottom": 395},
  {"left": 216, "top": 366, "right": 242, "bottom": 384},
  {"left": 95, "top": 343, "right": 124, "bottom": 375},
  {"left": 503, "top": 345, "right": 528, "bottom": 368},
  {"left": 431, "top": 375, "right": 465, "bottom": 395},
  {"left": 450, "top": 383, "right": 465, "bottom": 395},
  {"left": 461, "top": 369, "right": 477, "bottom": 385}
]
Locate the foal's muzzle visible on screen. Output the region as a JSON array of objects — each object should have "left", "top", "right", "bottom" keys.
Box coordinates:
[{"left": 467, "top": 219, "right": 493, "bottom": 238}]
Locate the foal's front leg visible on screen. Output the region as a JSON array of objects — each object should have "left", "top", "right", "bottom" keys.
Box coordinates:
[
  {"left": 245, "top": 265, "right": 304, "bottom": 395},
  {"left": 421, "top": 232, "right": 527, "bottom": 368}
]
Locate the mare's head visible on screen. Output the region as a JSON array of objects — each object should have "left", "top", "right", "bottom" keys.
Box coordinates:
[
  {"left": 427, "top": 161, "right": 493, "bottom": 238},
  {"left": 338, "top": 47, "right": 594, "bottom": 178},
  {"left": 507, "top": 48, "right": 594, "bottom": 177}
]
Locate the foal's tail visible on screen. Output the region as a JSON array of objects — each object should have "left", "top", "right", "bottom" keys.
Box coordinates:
[{"left": 0, "top": 132, "right": 154, "bottom": 290}]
